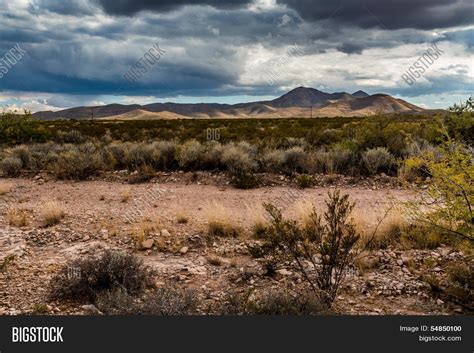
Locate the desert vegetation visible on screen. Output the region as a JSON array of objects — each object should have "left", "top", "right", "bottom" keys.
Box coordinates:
[
  {"left": 0, "top": 103, "right": 472, "bottom": 316},
  {"left": 0, "top": 111, "right": 471, "bottom": 185}
]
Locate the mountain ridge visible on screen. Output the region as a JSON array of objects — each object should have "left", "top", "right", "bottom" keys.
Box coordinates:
[{"left": 32, "top": 87, "right": 426, "bottom": 120}]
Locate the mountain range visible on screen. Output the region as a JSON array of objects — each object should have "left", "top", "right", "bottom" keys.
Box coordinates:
[{"left": 32, "top": 87, "right": 427, "bottom": 120}]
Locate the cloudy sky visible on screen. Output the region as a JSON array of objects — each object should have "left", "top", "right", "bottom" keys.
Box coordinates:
[{"left": 0, "top": 0, "right": 472, "bottom": 112}]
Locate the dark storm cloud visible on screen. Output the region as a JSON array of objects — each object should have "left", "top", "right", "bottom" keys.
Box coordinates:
[
  {"left": 94, "top": 0, "right": 253, "bottom": 15},
  {"left": 279, "top": 0, "right": 474, "bottom": 29},
  {"left": 30, "top": 0, "right": 95, "bottom": 16}
]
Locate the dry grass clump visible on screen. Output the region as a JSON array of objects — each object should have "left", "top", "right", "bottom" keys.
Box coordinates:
[
  {"left": 176, "top": 209, "right": 189, "bottom": 224},
  {"left": 206, "top": 255, "right": 223, "bottom": 266},
  {"left": 294, "top": 199, "right": 316, "bottom": 227},
  {"left": 245, "top": 204, "right": 269, "bottom": 238},
  {"left": 121, "top": 189, "right": 130, "bottom": 203},
  {"left": 204, "top": 201, "right": 241, "bottom": 238},
  {"left": 7, "top": 208, "right": 29, "bottom": 227},
  {"left": 131, "top": 219, "right": 159, "bottom": 246},
  {"left": 40, "top": 201, "right": 65, "bottom": 227},
  {"left": 356, "top": 208, "right": 408, "bottom": 250}
]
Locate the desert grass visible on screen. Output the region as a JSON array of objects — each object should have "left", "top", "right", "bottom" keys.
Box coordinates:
[
  {"left": 204, "top": 201, "right": 241, "bottom": 238},
  {"left": 176, "top": 210, "right": 189, "bottom": 224},
  {"left": 121, "top": 189, "right": 131, "bottom": 203},
  {"left": 294, "top": 199, "right": 317, "bottom": 227},
  {"left": 40, "top": 201, "right": 65, "bottom": 227},
  {"left": 206, "top": 255, "right": 223, "bottom": 266},
  {"left": 353, "top": 206, "right": 408, "bottom": 250},
  {"left": 7, "top": 208, "right": 28, "bottom": 227},
  {"left": 244, "top": 204, "right": 269, "bottom": 238}
]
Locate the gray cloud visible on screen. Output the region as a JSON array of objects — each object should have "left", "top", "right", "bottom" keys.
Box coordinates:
[
  {"left": 279, "top": 0, "right": 474, "bottom": 29},
  {"left": 94, "top": 0, "right": 253, "bottom": 15}
]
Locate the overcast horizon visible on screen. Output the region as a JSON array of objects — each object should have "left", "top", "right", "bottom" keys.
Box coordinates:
[{"left": 0, "top": 0, "right": 473, "bottom": 113}]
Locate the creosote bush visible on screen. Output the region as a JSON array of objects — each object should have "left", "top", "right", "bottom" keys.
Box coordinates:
[
  {"left": 260, "top": 190, "right": 359, "bottom": 305},
  {"left": 49, "top": 250, "right": 154, "bottom": 303}
]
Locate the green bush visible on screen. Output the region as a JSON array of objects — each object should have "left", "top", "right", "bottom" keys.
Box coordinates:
[
  {"left": 362, "top": 147, "right": 394, "bottom": 175},
  {"left": 50, "top": 144, "right": 102, "bottom": 180},
  {"left": 177, "top": 140, "right": 204, "bottom": 170},
  {"left": 0, "top": 157, "right": 22, "bottom": 176},
  {"left": 296, "top": 173, "right": 314, "bottom": 188}
]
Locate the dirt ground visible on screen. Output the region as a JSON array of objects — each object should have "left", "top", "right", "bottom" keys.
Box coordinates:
[{"left": 0, "top": 175, "right": 465, "bottom": 315}]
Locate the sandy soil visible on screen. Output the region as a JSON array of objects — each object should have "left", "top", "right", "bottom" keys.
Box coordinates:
[{"left": 0, "top": 177, "right": 461, "bottom": 315}]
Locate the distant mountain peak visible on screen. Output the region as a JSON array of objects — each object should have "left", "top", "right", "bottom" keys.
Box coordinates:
[{"left": 352, "top": 90, "right": 369, "bottom": 98}]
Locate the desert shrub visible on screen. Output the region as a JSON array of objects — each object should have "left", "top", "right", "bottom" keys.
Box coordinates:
[
  {"left": 97, "top": 286, "right": 198, "bottom": 315},
  {"left": 279, "top": 137, "right": 308, "bottom": 149},
  {"left": 283, "top": 146, "right": 307, "bottom": 174},
  {"left": 296, "top": 174, "right": 314, "bottom": 188},
  {"left": 125, "top": 143, "right": 157, "bottom": 170},
  {"left": 262, "top": 149, "right": 286, "bottom": 172},
  {"left": 220, "top": 143, "right": 257, "bottom": 175},
  {"left": 405, "top": 140, "right": 473, "bottom": 242},
  {"left": 40, "top": 201, "right": 65, "bottom": 227},
  {"left": 220, "top": 289, "right": 326, "bottom": 315},
  {"left": 177, "top": 140, "right": 204, "bottom": 170},
  {"left": 49, "top": 250, "right": 154, "bottom": 303},
  {"left": 152, "top": 140, "right": 176, "bottom": 170},
  {"left": 0, "top": 111, "right": 36, "bottom": 144},
  {"left": 362, "top": 147, "right": 394, "bottom": 175},
  {"left": 0, "top": 157, "right": 22, "bottom": 176},
  {"left": 260, "top": 190, "right": 359, "bottom": 305},
  {"left": 314, "top": 148, "right": 354, "bottom": 175},
  {"left": 201, "top": 141, "right": 224, "bottom": 170},
  {"left": 104, "top": 142, "right": 127, "bottom": 169},
  {"left": 9, "top": 145, "right": 31, "bottom": 169},
  {"left": 56, "top": 129, "right": 85, "bottom": 144},
  {"left": 28, "top": 143, "right": 58, "bottom": 172},
  {"left": 50, "top": 144, "right": 102, "bottom": 179},
  {"left": 220, "top": 143, "right": 259, "bottom": 188},
  {"left": 231, "top": 172, "right": 261, "bottom": 189}
]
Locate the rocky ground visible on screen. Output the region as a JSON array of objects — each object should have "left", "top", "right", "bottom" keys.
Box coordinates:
[{"left": 0, "top": 173, "right": 469, "bottom": 315}]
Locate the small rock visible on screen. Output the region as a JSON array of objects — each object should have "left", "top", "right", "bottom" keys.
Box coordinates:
[
  {"left": 179, "top": 246, "right": 189, "bottom": 254},
  {"left": 161, "top": 229, "right": 171, "bottom": 237},
  {"left": 81, "top": 304, "right": 101, "bottom": 314},
  {"left": 276, "top": 269, "right": 292, "bottom": 276},
  {"left": 141, "top": 239, "right": 154, "bottom": 250},
  {"left": 436, "top": 299, "right": 444, "bottom": 305}
]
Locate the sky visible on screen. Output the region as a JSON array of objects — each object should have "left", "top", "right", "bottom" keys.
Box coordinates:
[{"left": 0, "top": 0, "right": 472, "bottom": 112}]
